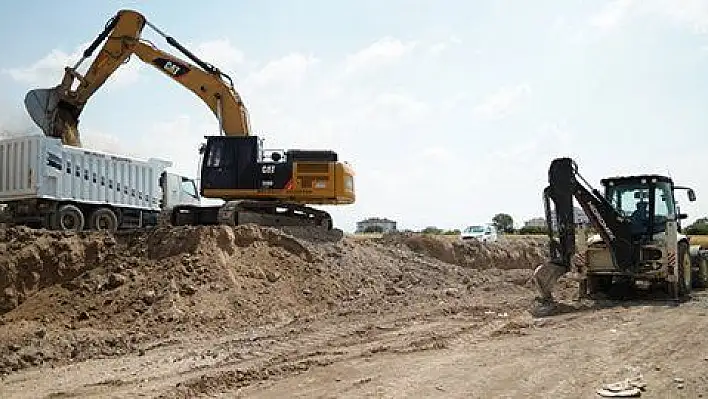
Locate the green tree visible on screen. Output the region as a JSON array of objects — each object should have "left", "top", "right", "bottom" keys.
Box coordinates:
[
  {"left": 421, "top": 226, "right": 443, "bottom": 235},
  {"left": 492, "top": 213, "right": 514, "bottom": 233},
  {"left": 685, "top": 217, "right": 708, "bottom": 235},
  {"left": 518, "top": 225, "right": 548, "bottom": 235}
]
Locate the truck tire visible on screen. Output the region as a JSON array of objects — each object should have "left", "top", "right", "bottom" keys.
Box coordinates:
[
  {"left": 677, "top": 242, "right": 692, "bottom": 298},
  {"left": 55, "top": 204, "right": 85, "bottom": 232},
  {"left": 89, "top": 208, "right": 118, "bottom": 233}
]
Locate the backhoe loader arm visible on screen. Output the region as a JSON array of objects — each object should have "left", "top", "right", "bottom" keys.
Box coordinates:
[
  {"left": 24, "top": 9, "right": 251, "bottom": 148},
  {"left": 532, "top": 157, "right": 636, "bottom": 305},
  {"left": 543, "top": 157, "right": 635, "bottom": 271}
]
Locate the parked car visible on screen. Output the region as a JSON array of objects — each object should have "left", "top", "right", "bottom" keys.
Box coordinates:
[{"left": 461, "top": 224, "right": 498, "bottom": 242}]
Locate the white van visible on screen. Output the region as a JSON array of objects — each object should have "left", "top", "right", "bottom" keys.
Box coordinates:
[{"left": 460, "top": 224, "right": 498, "bottom": 242}]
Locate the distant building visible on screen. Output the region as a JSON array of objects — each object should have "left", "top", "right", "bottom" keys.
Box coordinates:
[
  {"left": 356, "top": 217, "right": 397, "bottom": 233},
  {"left": 524, "top": 217, "right": 546, "bottom": 228},
  {"left": 525, "top": 207, "right": 590, "bottom": 231}
]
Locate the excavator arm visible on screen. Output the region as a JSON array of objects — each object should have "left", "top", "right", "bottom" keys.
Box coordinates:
[
  {"left": 533, "top": 157, "right": 635, "bottom": 304},
  {"left": 24, "top": 9, "right": 251, "bottom": 147}
]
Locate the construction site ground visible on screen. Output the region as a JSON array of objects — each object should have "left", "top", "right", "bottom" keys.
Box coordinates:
[{"left": 0, "top": 225, "right": 707, "bottom": 398}]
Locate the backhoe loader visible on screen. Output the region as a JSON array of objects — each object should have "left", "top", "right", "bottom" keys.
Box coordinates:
[
  {"left": 23, "top": 9, "right": 355, "bottom": 231},
  {"left": 532, "top": 157, "right": 708, "bottom": 310}
]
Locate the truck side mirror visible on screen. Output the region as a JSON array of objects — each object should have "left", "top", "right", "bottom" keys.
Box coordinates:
[
  {"left": 678, "top": 213, "right": 688, "bottom": 220},
  {"left": 688, "top": 189, "right": 696, "bottom": 202}
]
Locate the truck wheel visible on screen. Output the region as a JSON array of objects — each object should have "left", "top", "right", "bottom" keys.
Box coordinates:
[
  {"left": 677, "top": 242, "right": 692, "bottom": 297},
  {"left": 90, "top": 208, "right": 118, "bottom": 233},
  {"left": 55, "top": 204, "right": 85, "bottom": 232}
]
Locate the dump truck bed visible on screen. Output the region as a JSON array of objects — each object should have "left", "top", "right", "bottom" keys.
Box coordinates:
[{"left": 0, "top": 135, "right": 172, "bottom": 211}]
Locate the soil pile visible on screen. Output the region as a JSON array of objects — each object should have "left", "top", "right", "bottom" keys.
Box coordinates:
[
  {"left": 0, "top": 225, "right": 556, "bottom": 375},
  {"left": 379, "top": 232, "right": 548, "bottom": 270}
]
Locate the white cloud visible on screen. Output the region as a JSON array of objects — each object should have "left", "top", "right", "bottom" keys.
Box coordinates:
[
  {"left": 647, "top": 0, "right": 708, "bottom": 34},
  {"left": 472, "top": 83, "right": 531, "bottom": 119},
  {"left": 588, "top": 0, "right": 637, "bottom": 31},
  {"left": 369, "top": 92, "right": 429, "bottom": 122},
  {"left": 344, "top": 37, "right": 417, "bottom": 74},
  {"left": 0, "top": 101, "right": 36, "bottom": 136},
  {"left": 3, "top": 42, "right": 142, "bottom": 89},
  {"left": 588, "top": 0, "right": 708, "bottom": 34},
  {"left": 427, "top": 35, "right": 463, "bottom": 56},
  {"left": 422, "top": 146, "right": 452, "bottom": 162},
  {"left": 192, "top": 39, "right": 246, "bottom": 71},
  {"left": 245, "top": 53, "right": 320, "bottom": 89}
]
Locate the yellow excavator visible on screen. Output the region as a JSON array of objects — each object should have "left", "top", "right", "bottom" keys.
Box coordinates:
[{"left": 24, "top": 9, "right": 355, "bottom": 230}]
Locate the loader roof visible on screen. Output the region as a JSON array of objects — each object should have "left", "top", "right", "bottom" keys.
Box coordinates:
[{"left": 600, "top": 174, "right": 674, "bottom": 186}]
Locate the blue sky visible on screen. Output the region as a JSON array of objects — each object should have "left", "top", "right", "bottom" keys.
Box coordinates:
[{"left": 1, "top": 0, "right": 707, "bottom": 232}]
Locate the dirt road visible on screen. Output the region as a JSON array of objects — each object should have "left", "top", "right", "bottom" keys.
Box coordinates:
[
  {"left": 3, "top": 292, "right": 708, "bottom": 398},
  {"left": 1, "top": 227, "right": 707, "bottom": 398}
]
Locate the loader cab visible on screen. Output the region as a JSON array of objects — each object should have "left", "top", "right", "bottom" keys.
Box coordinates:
[{"left": 601, "top": 175, "right": 695, "bottom": 239}]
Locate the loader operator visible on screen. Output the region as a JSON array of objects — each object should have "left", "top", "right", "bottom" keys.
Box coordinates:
[{"left": 630, "top": 201, "right": 649, "bottom": 235}]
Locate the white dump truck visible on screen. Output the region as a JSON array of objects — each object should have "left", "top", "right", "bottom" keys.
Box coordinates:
[{"left": 0, "top": 135, "right": 201, "bottom": 232}]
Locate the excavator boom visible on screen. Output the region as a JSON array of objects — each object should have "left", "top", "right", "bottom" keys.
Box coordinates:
[{"left": 24, "top": 9, "right": 250, "bottom": 147}]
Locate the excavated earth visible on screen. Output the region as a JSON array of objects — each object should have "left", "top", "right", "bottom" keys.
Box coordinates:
[{"left": 0, "top": 226, "right": 707, "bottom": 398}]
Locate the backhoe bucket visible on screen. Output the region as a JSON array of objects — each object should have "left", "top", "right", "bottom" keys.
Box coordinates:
[
  {"left": 24, "top": 86, "right": 82, "bottom": 147},
  {"left": 531, "top": 261, "right": 566, "bottom": 302}
]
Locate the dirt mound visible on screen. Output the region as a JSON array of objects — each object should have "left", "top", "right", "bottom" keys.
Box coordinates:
[
  {"left": 0, "top": 227, "right": 120, "bottom": 313},
  {"left": 0, "top": 225, "right": 555, "bottom": 375},
  {"left": 379, "top": 232, "right": 548, "bottom": 270}
]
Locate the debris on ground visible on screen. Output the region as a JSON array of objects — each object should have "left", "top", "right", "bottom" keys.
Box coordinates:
[{"left": 597, "top": 372, "right": 646, "bottom": 397}]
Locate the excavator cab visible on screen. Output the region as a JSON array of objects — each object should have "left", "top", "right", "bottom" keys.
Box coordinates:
[{"left": 199, "top": 135, "right": 355, "bottom": 205}]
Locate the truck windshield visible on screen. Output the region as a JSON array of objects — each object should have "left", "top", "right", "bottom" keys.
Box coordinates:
[
  {"left": 181, "top": 180, "right": 198, "bottom": 198},
  {"left": 465, "top": 226, "right": 484, "bottom": 233}
]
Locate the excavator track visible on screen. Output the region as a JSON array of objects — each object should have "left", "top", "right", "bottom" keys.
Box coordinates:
[{"left": 171, "top": 200, "right": 333, "bottom": 231}]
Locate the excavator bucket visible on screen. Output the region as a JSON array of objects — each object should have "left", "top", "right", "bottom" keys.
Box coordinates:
[
  {"left": 24, "top": 85, "right": 82, "bottom": 147},
  {"left": 25, "top": 87, "right": 58, "bottom": 135}
]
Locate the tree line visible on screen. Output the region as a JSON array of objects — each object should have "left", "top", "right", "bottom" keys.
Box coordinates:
[{"left": 361, "top": 214, "right": 708, "bottom": 236}]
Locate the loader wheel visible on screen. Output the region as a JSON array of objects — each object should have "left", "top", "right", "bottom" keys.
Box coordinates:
[
  {"left": 696, "top": 257, "right": 708, "bottom": 289},
  {"left": 676, "top": 242, "right": 692, "bottom": 298},
  {"left": 89, "top": 208, "right": 118, "bottom": 233},
  {"left": 55, "top": 204, "right": 85, "bottom": 232},
  {"left": 586, "top": 275, "right": 613, "bottom": 298}
]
